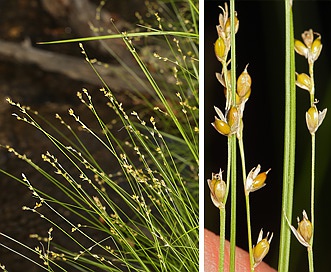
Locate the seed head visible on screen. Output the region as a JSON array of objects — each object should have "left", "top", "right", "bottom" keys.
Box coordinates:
[
  {"left": 297, "top": 210, "right": 313, "bottom": 245},
  {"left": 310, "top": 35, "right": 322, "bottom": 62},
  {"left": 295, "top": 72, "right": 312, "bottom": 92},
  {"left": 207, "top": 169, "right": 227, "bottom": 208},
  {"left": 252, "top": 229, "right": 273, "bottom": 268},
  {"left": 213, "top": 117, "right": 231, "bottom": 136},
  {"left": 295, "top": 29, "right": 322, "bottom": 64},
  {"left": 212, "top": 106, "right": 239, "bottom": 136},
  {"left": 294, "top": 39, "right": 309, "bottom": 58},
  {"left": 237, "top": 65, "right": 251, "bottom": 99},
  {"left": 288, "top": 210, "right": 313, "bottom": 248},
  {"left": 306, "top": 105, "right": 327, "bottom": 135},
  {"left": 245, "top": 164, "right": 271, "bottom": 195},
  {"left": 227, "top": 106, "right": 239, "bottom": 130},
  {"left": 224, "top": 15, "right": 239, "bottom": 37},
  {"left": 214, "top": 37, "right": 226, "bottom": 62}
]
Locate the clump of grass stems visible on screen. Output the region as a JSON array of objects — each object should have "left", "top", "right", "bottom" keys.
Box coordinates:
[
  {"left": 208, "top": 1, "right": 273, "bottom": 271},
  {"left": 207, "top": 1, "right": 327, "bottom": 271},
  {"left": 0, "top": 1, "right": 198, "bottom": 271}
]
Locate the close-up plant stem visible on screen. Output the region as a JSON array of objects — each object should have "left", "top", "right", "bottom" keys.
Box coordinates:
[
  {"left": 278, "top": 0, "right": 296, "bottom": 271},
  {"left": 219, "top": 206, "right": 226, "bottom": 272},
  {"left": 309, "top": 63, "right": 316, "bottom": 272},
  {"left": 229, "top": 1, "right": 237, "bottom": 271},
  {"left": 238, "top": 136, "right": 254, "bottom": 271}
]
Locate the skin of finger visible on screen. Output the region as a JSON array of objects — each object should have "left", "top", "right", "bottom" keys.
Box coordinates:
[{"left": 204, "top": 229, "right": 277, "bottom": 272}]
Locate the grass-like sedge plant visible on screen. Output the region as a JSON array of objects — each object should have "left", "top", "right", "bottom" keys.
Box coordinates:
[
  {"left": 0, "top": 1, "right": 198, "bottom": 271},
  {"left": 208, "top": 2, "right": 273, "bottom": 271},
  {"left": 208, "top": 1, "right": 328, "bottom": 272}
]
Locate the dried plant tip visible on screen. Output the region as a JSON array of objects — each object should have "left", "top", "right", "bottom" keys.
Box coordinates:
[
  {"left": 214, "top": 37, "right": 226, "bottom": 62},
  {"left": 296, "top": 72, "right": 312, "bottom": 92},
  {"left": 289, "top": 210, "right": 312, "bottom": 247},
  {"left": 237, "top": 65, "right": 251, "bottom": 98},
  {"left": 207, "top": 169, "right": 227, "bottom": 208},
  {"left": 245, "top": 164, "right": 271, "bottom": 194},
  {"left": 217, "top": 4, "right": 229, "bottom": 34},
  {"left": 301, "top": 29, "right": 314, "bottom": 48},
  {"left": 253, "top": 229, "right": 273, "bottom": 268},
  {"left": 306, "top": 105, "right": 327, "bottom": 134}
]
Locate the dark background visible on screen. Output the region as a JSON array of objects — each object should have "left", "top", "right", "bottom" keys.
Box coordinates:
[{"left": 204, "top": 1, "right": 331, "bottom": 271}]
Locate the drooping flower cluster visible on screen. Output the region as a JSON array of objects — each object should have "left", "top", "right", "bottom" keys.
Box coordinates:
[{"left": 295, "top": 29, "right": 327, "bottom": 135}]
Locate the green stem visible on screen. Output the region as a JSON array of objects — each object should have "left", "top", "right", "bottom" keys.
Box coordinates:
[
  {"left": 308, "top": 247, "right": 314, "bottom": 272},
  {"left": 309, "top": 50, "right": 315, "bottom": 272},
  {"left": 229, "top": 0, "right": 237, "bottom": 271},
  {"left": 219, "top": 137, "right": 232, "bottom": 272},
  {"left": 310, "top": 134, "right": 315, "bottom": 243},
  {"left": 245, "top": 195, "right": 254, "bottom": 272},
  {"left": 278, "top": 0, "right": 296, "bottom": 271},
  {"left": 219, "top": 207, "right": 226, "bottom": 272},
  {"left": 309, "top": 63, "right": 315, "bottom": 106},
  {"left": 308, "top": 134, "right": 315, "bottom": 272},
  {"left": 229, "top": 134, "right": 237, "bottom": 272},
  {"left": 238, "top": 137, "right": 254, "bottom": 271}
]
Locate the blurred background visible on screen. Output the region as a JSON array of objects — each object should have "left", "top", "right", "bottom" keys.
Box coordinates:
[{"left": 204, "top": 0, "right": 331, "bottom": 270}]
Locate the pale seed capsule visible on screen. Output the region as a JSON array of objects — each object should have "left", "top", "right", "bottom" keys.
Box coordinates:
[
  {"left": 297, "top": 211, "right": 312, "bottom": 244},
  {"left": 294, "top": 39, "right": 308, "bottom": 58},
  {"left": 245, "top": 165, "right": 271, "bottom": 194},
  {"left": 253, "top": 230, "right": 273, "bottom": 268},
  {"left": 210, "top": 179, "right": 227, "bottom": 208},
  {"left": 310, "top": 35, "right": 322, "bottom": 62},
  {"left": 227, "top": 106, "right": 239, "bottom": 130},
  {"left": 306, "top": 105, "right": 327, "bottom": 135},
  {"left": 213, "top": 117, "right": 231, "bottom": 136},
  {"left": 225, "top": 15, "right": 239, "bottom": 36},
  {"left": 306, "top": 106, "right": 319, "bottom": 134},
  {"left": 207, "top": 171, "right": 227, "bottom": 208},
  {"left": 296, "top": 73, "right": 312, "bottom": 92},
  {"left": 214, "top": 37, "right": 226, "bottom": 62},
  {"left": 252, "top": 169, "right": 271, "bottom": 191},
  {"left": 237, "top": 66, "right": 251, "bottom": 98}
]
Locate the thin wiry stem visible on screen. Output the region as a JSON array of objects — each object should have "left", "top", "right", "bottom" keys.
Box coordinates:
[
  {"left": 229, "top": 135, "right": 237, "bottom": 272},
  {"left": 219, "top": 207, "right": 226, "bottom": 272},
  {"left": 219, "top": 137, "right": 232, "bottom": 272},
  {"left": 308, "top": 246, "right": 314, "bottom": 272},
  {"left": 308, "top": 59, "right": 316, "bottom": 272},
  {"left": 238, "top": 137, "right": 254, "bottom": 271},
  {"left": 308, "top": 134, "right": 315, "bottom": 272},
  {"left": 229, "top": 0, "right": 237, "bottom": 271}
]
